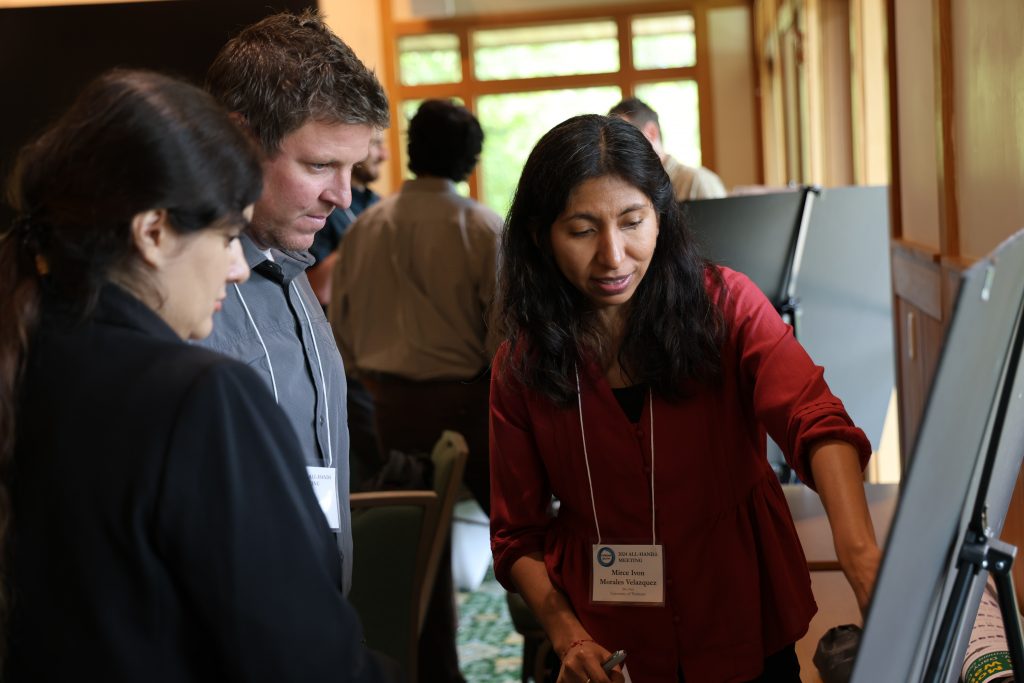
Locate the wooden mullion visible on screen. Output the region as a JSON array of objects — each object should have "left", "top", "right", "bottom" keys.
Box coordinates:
[
  {"left": 933, "top": 0, "right": 959, "bottom": 259},
  {"left": 378, "top": 0, "right": 403, "bottom": 191},
  {"left": 750, "top": 0, "right": 766, "bottom": 185},
  {"left": 886, "top": 0, "right": 902, "bottom": 241},
  {"left": 391, "top": 0, "right": 691, "bottom": 35},
  {"left": 615, "top": 14, "right": 634, "bottom": 98},
  {"left": 394, "top": 67, "right": 699, "bottom": 102},
  {"left": 694, "top": 4, "right": 716, "bottom": 170},
  {"left": 457, "top": 25, "right": 481, "bottom": 201}
]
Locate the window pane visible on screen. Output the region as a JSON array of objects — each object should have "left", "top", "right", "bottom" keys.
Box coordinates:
[
  {"left": 635, "top": 81, "right": 701, "bottom": 167},
  {"left": 632, "top": 12, "right": 696, "bottom": 69},
  {"left": 398, "top": 34, "right": 461, "bottom": 86},
  {"left": 473, "top": 21, "right": 619, "bottom": 81},
  {"left": 397, "top": 98, "right": 470, "bottom": 196},
  {"left": 476, "top": 86, "right": 622, "bottom": 215}
]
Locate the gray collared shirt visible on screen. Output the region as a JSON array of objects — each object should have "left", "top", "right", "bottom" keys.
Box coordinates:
[{"left": 199, "top": 233, "right": 352, "bottom": 594}]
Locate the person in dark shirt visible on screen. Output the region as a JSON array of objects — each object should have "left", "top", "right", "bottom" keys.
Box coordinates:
[
  {"left": 0, "top": 69, "right": 393, "bottom": 682},
  {"left": 307, "top": 128, "right": 389, "bottom": 308}
]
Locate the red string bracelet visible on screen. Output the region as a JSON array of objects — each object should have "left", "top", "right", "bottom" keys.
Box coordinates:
[{"left": 561, "top": 638, "right": 595, "bottom": 659}]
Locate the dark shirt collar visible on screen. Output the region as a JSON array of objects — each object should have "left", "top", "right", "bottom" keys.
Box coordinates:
[
  {"left": 240, "top": 232, "right": 313, "bottom": 285},
  {"left": 351, "top": 184, "right": 378, "bottom": 210},
  {"left": 51, "top": 282, "right": 182, "bottom": 343}
]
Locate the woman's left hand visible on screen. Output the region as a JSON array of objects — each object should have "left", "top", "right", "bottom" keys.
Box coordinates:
[
  {"left": 809, "top": 439, "right": 882, "bottom": 614},
  {"left": 837, "top": 538, "right": 882, "bottom": 613}
]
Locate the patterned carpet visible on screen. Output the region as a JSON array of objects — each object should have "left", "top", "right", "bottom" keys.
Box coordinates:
[{"left": 456, "top": 567, "right": 525, "bottom": 683}]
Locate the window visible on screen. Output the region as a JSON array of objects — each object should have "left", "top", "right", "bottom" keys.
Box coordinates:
[
  {"left": 632, "top": 13, "right": 696, "bottom": 70},
  {"left": 477, "top": 86, "right": 622, "bottom": 214},
  {"left": 635, "top": 80, "right": 702, "bottom": 167},
  {"left": 473, "top": 21, "right": 619, "bottom": 80},
  {"left": 397, "top": 34, "right": 462, "bottom": 86},
  {"left": 387, "top": 4, "right": 712, "bottom": 214}
]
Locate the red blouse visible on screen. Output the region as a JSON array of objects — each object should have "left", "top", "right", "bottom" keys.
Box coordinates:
[{"left": 489, "top": 268, "right": 871, "bottom": 682}]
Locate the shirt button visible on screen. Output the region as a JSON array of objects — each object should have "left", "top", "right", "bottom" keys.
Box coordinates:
[
  {"left": 319, "top": 416, "right": 325, "bottom": 425},
  {"left": 643, "top": 465, "right": 651, "bottom": 474},
  {"left": 672, "top": 615, "right": 680, "bottom": 623}
]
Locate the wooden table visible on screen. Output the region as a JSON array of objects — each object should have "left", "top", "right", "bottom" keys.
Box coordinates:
[
  {"left": 784, "top": 483, "right": 899, "bottom": 682},
  {"left": 784, "top": 482, "right": 899, "bottom": 570}
]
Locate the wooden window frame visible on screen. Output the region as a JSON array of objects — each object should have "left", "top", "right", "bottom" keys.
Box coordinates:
[{"left": 379, "top": 0, "right": 751, "bottom": 197}]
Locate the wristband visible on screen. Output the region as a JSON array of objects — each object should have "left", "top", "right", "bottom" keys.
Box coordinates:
[{"left": 561, "top": 638, "right": 595, "bottom": 659}]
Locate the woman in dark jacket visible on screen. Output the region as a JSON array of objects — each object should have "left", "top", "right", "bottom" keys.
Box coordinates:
[{"left": 0, "top": 69, "right": 389, "bottom": 681}]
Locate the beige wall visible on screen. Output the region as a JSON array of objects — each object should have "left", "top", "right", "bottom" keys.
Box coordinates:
[
  {"left": 708, "top": 6, "right": 759, "bottom": 189},
  {"left": 952, "top": 0, "right": 1024, "bottom": 259},
  {"left": 320, "top": 0, "right": 397, "bottom": 196},
  {"left": 391, "top": 0, "right": 627, "bottom": 21},
  {"left": 892, "top": 0, "right": 940, "bottom": 248}
]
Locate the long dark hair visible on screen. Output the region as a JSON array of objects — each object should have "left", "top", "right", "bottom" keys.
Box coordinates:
[
  {"left": 498, "top": 114, "right": 725, "bottom": 405},
  {"left": 0, "top": 69, "right": 263, "bottom": 658}
]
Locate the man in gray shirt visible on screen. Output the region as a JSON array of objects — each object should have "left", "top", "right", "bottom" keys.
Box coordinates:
[{"left": 200, "top": 10, "right": 390, "bottom": 595}]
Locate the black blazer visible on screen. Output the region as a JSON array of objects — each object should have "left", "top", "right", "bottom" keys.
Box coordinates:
[{"left": 6, "top": 285, "right": 389, "bottom": 682}]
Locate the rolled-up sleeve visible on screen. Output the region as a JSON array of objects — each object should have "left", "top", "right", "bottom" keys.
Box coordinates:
[
  {"left": 489, "top": 343, "right": 553, "bottom": 590},
  {"left": 724, "top": 269, "right": 872, "bottom": 488}
]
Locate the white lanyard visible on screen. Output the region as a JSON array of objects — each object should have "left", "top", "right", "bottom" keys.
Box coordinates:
[
  {"left": 234, "top": 280, "right": 333, "bottom": 468},
  {"left": 574, "top": 365, "right": 656, "bottom": 545}
]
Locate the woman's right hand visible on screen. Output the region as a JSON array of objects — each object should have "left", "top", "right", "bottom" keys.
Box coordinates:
[{"left": 555, "top": 639, "right": 626, "bottom": 683}]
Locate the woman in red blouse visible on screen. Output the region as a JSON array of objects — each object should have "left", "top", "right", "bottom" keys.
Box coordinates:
[{"left": 489, "top": 115, "right": 880, "bottom": 683}]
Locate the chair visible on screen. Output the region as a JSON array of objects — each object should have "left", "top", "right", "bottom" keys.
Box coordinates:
[
  {"left": 417, "top": 430, "right": 469, "bottom": 634},
  {"left": 347, "top": 490, "right": 438, "bottom": 679},
  {"left": 347, "top": 430, "right": 468, "bottom": 683}
]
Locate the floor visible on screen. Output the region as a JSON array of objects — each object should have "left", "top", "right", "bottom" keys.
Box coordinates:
[
  {"left": 454, "top": 566, "right": 858, "bottom": 683},
  {"left": 456, "top": 566, "right": 524, "bottom": 683}
]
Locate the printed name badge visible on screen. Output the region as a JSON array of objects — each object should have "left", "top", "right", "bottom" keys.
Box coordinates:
[
  {"left": 591, "top": 544, "right": 665, "bottom": 606},
  {"left": 306, "top": 466, "right": 340, "bottom": 531}
]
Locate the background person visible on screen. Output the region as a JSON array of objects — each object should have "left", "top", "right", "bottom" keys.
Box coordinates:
[
  {"left": 609, "top": 97, "right": 727, "bottom": 201},
  {"left": 0, "top": 69, "right": 391, "bottom": 681},
  {"left": 308, "top": 129, "right": 390, "bottom": 492},
  {"left": 200, "top": 10, "right": 391, "bottom": 595},
  {"left": 490, "top": 115, "right": 879, "bottom": 682},
  {"left": 308, "top": 129, "right": 389, "bottom": 308},
  {"left": 331, "top": 98, "right": 502, "bottom": 683}
]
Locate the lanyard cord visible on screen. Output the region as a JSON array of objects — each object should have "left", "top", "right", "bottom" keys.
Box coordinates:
[
  {"left": 234, "top": 281, "right": 333, "bottom": 468},
  {"left": 575, "top": 365, "right": 657, "bottom": 546},
  {"left": 292, "top": 281, "right": 333, "bottom": 469},
  {"left": 575, "top": 365, "right": 603, "bottom": 544},
  {"left": 648, "top": 389, "right": 655, "bottom": 544},
  {"left": 235, "top": 283, "right": 278, "bottom": 403}
]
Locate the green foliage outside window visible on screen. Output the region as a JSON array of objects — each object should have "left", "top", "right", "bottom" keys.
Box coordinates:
[
  {"left": 633, "top": 33, "right": 696, "bottom": 70},
  {"left": 635, "top": 80, "right": 702, "bottom": 168},
  {"left": 476, "top": 87, "right": 622, "bottom": 216},
  {"left": 398, "top": 34, "right": 461, "bottom": 86},
  {"left": 631, "top": 13, "right": 696, "bottom": 70},
  {"left": 473, "top": 21, "right": 619, "bottom": 80}
]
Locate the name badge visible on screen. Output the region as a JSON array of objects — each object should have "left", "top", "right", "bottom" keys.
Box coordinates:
[
  {"left": 591, "top": 544, "right": 665, "bottom": 605},
  {"left": 306, "top": 466, "right": 340, "bottom": 531}
]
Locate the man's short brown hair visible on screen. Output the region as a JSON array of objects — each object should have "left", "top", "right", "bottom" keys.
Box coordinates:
[{"left": 207, "top": 9, "right": 390, "bottom": 154}]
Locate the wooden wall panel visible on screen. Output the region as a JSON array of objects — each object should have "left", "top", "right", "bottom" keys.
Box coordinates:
[{"left": 0, "top": 0, "right": 314, "bottom": 225}]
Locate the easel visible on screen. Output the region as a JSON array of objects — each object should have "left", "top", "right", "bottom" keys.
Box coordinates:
[
  {"left": 683, "top": 186, "right": 820, "bottom": 483},
  {"left": 923, "top": 269, "right": 1024, "bottom": 682},
  {"left": 851, "top": 231, "right": 1024, "bottom": 683}
]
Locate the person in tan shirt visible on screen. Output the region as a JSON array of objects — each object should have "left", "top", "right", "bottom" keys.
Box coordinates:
[
  {"left": 329, "top": 99, "right": 502, "bottom": 683},
  {"left": 610, "top": 97, "right": 727, "bottom": 200}
]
